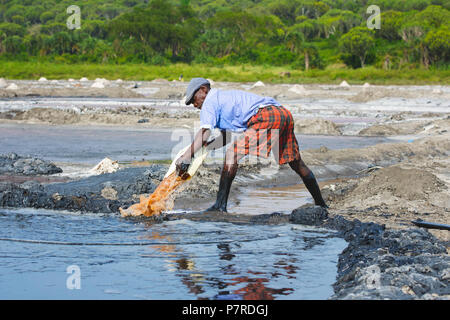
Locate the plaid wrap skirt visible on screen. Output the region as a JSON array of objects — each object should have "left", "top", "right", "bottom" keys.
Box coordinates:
[{"left": 230, "top": 105, "right": 300, "bottom": 165}]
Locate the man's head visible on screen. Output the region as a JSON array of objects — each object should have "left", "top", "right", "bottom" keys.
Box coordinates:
[{"left": 185, "top": 78, "right": 211, "bottom": 110}]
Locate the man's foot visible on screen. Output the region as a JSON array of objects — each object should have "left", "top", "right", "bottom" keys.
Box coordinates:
[
  {"left": 317, "top": 202, "right": 329, "bottom": 209},
  {"left": 203, "top": 204, "right": 227, "bottom": 214}
]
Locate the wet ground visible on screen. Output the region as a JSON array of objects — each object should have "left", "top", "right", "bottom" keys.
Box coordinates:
[
  {"left": 0, "top": 80, "right": 448, "bottom": 300},
  {"left": 0, "top": 208, "right": 346, "bottom": 300},
  {"left": 183, "top": 181, "right": 334, "bottom": 216},
  {"left": 0, "top": 124, "right": 381, "bottom": 299}
]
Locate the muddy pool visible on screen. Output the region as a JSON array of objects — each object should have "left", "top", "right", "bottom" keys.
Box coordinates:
[{"left": 0, "top": 208, "right": 346, "bottom": 300}]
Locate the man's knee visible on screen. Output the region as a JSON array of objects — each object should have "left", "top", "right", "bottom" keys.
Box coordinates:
[{"left": 289, "top": 158, "right": 311, "bottom": 177}]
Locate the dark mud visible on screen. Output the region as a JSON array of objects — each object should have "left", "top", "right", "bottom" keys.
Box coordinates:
[
  {"left": 162, "top": 210, "right": 291, "bottom": 225},
  {"left": 293, "top": 207, "right": 448, "bottom": 300},
  {"left": 329, "top": 220, "right": 449, "bottom": 300},
  {"left": 154, "top": 204, "right": 328, "bottom": 226},
  {"left": 0, "top": 160, "right": 279, "bottom": 213},
  {"left": 0, "top": 153, "right": 62, "bottom": 176},
  {"left": 0, "top": 166, "right": 166, "bottom": 213}
]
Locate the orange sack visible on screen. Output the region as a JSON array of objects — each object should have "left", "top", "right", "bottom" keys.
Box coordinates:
[{"left": 119, "top": 172, "right": 190, "bottom": 217}]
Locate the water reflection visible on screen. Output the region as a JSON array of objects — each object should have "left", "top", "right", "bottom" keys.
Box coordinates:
[
  {"left": 226, "top": 275, "right": 293, "bottom": 300},
  {"left": 140, "top": 221, "right": 298, "bottom": 300},
  {"left": 140, "top": 231, "right": 179, "bottom": 256},
  {"left": 217, "top": 243, "right": 235, "bottom": 261},
  {"left": 0, "top": 209, "right": 345, "bottom": 299},
  {"left": 215, "top": 245, "right": 295, "bottom": 300},
  {"left": 141, "top": 222, "right": 207, "bottom": 296}
]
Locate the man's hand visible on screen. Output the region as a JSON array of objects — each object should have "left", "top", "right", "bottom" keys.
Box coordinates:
[
  {"left": 175, "top": 153, "right": 191, "bottom": 176},
  {"left": 175, "top": 128, "right": 211, "bottom": 177}
]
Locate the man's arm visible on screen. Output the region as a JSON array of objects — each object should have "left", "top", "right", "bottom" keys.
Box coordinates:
[
  {"left": 189, "top": 127, "right": 211, "bottom": 157},
  {"left": 175, "top": 128, "right": 211, "bottom": 174},
  {"left": 205, "top": 130, "right": 230, "bottom": 151}
]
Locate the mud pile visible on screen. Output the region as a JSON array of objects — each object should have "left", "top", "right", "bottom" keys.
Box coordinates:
[
  {"left": 294, "top": 118, "right": 342, "bottom": 135},
  {"left": 291, "top": 207, "right": 449, "bottom": 300},
  {"left": 0, "top": 153, "right": 62, "bottom": 176},
  {"left": 327, "top": 165, "right": 447, "bottom": 205},
  {"left": 0, "top": 161, "right": 274, "bottom": 214},
  {"left": 359, "top": 117, "right": 449, "bottom": 136},
  {"left": 322, "top": 158, "right": 450, "bottom": 242},
  {"left": 0, "top": 166, "right": 166, "bottom": 213},
  {"left": 329, "top": 219, "right": 449, "bottom": 300},
  {"left": 348, "top": 87, "right": 418, "bottom": 103},
  {"left": 0, "top": 85, "right": 144, "bottom": 99},
  {"left": 302, "top": 133, "right": 450, "bottom": 168},
  {"left": 1, "top": 80, "right": 448, "bottom": 102}
]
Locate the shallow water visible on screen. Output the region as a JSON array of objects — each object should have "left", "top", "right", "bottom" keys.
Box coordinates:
[
  {"left": 0, "top": 208, "right": 346, "bottom": 300},
  {"left": 228, "top": 184, "right": 311, "bottom": 216},
  {"left": 0, "top": 123, "right": 391, "bottom": 165}
]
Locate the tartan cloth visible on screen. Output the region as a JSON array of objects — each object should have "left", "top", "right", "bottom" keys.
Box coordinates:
[{"left": 230, "top": 105, "right": 300, "bottom": 165}]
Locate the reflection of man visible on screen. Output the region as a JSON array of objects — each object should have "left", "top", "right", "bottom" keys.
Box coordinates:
[{"left": 176, "top": 78, "right": 327, "bottom": 213}]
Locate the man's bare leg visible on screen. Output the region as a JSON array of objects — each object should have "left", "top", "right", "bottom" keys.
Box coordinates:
[
  {"left": 288, "top": 156, "right": 328, "bottom": 208},
  {"left": 204, "top": 150, "right": 239, "bottom": 213}
]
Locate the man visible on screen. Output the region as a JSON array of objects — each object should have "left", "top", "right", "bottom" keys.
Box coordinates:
[{"left": 176, "top": 78, "right": 327, "bottom": 213}]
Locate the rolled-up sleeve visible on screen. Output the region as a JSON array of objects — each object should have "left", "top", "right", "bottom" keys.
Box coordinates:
[
  {"left": 200, "top": 111, "right": 216, "bottom": 130},
  {"left": 200, "top": 90, "right": 218, "bottom": 130}
]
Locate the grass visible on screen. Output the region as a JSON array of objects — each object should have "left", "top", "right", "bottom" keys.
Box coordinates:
[{"left": 0, "top": 60, "right": 449, "bottom": 85}]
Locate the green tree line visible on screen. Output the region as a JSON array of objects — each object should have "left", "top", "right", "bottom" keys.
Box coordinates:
[{"left": 0, "top": 0, "right": 448, "bottom": 70}]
